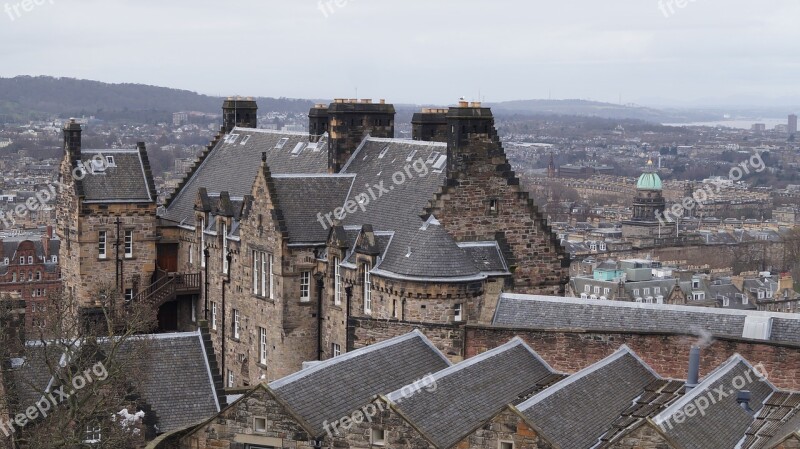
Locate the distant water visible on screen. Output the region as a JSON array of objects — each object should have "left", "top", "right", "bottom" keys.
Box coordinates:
[{"left": 663, "top": 118, "right": 788, "bottom": 130}]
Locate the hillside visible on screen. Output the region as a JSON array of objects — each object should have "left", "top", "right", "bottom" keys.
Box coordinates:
[
  {"left": 488, "top": 99, "right": 718, "bottom": 123},
  {"left": 0, "top": 76, "right": 315, "bottom": 123}
]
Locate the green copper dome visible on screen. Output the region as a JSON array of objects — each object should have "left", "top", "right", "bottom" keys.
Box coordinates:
[{"left": 636, "top": 161, "right": 662, "bottom": 190}]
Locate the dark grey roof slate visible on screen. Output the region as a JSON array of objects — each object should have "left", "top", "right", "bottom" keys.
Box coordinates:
[
  {"left": 339, "top": 139, "right": 479, "bottom": 279},
  {"left": 272, "top": 175, "right": 355, "bottom": 244},
  {"left": 518, "top": 346, "right": 659, "bottom": 449},
  {"left": 458, "top": 242, "right": 509, "bottom": 274},
  {"left": 492, "top": 294, "right": 800, "bottom": 344},
  {"left": 162, "top": 129, "right": 328, "bottom": 226},
  {"left": 5, "top": 332, "right": 219, "bottom": 434},
  {"left": 269, "top": 330, "right": 451, "bottom": 438},
  {"left": 653, "top": 356, "right": 775, "bottom": 449},
  {"left": 79, "top": 150, "right": 154, "bottom": 203},
  {"left": 386, "top": 338, "right": 556, "bottom": 449}
]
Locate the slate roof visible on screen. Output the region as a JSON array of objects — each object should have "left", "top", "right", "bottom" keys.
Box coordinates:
[
  {"left": 271, "top": 174, "right": 355, "bottom": 244},
  {"left": 492, "top": 294, "right": 800, "bottom": 344},
  {"left": 0, "top": 238, "right": 60, "bottom": 275},
  {"left": 597, "top": 378, "right": 686, "bottom": 447},
  {"left": 162, "top": 129, "right": 328, "bottom": 226},
  {"left": 653, "top": 355, "right": 776, "bottom": 449},
  {"left": 385, "top": 337, "right": 558, "bottom": 449},
  {"left": 457, "top": 241, "right": 510, "bottom": 275},
  {"left": 518, "top": 346, "right": 660, "bottom": 449},
  {"left": 743, "top": 392, "right": 800, "bottom": 448},
  {"left": 79, "top": 149, "right": 154, "bottom": 203},
  {"left": 269, "top": 330, "right": 451, "bottom": 438},
  {"left": 340, "top": 139, "right": 482, "bottom": 279},
  {"left": 5, "top": 331, "right": 220, "bottom": 434}
]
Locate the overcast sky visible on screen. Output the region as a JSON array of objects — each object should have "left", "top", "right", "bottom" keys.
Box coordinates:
[{"left": 1, "top": 0, "right": 798, "bottom": 107}]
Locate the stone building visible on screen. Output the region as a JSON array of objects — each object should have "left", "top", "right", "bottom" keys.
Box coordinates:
[
  {"left": 56, "top": 119, "right": 180, "bottom": 328},
  {"left": 621, "top": 161, "right": 678, "bottom": 247},
  {"left": 153, "top": 98, "right": 570, "bottom": 386},
  {"left": 0, "top": 228, "right": 60, "bottom": 329}
]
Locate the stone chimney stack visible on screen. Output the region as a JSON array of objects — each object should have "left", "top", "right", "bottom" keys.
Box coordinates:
[
  {"left": 222, "top": 97, "right": 258, "bottom": 133},
  {"left": 63, "top": 118, "right": 82, "bottom": 160}
]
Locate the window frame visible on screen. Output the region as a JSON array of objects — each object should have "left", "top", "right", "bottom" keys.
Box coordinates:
[
  {"left": 259, "top": 327, "right": 267, "bottom": 365},
  {"left": 363, "top": 262, "right": 372, "bottom": 314},
  {"left": 332, "top": 342, "right": 341, "bottom": 357},
  {"left": 98, "top": 230, "right": 107, "bottom": 259},
  {"left": 334, "top": 257, "right": 341, "bottom": 306},
  {"left": 300, "top": 271, "right": 311, "bottom": 302},
  {"left": 233, "top": 309, "right": 240, "bottom": 339},
  {"left": 124, "top": 229, "right": 133, "bottom": 258}
]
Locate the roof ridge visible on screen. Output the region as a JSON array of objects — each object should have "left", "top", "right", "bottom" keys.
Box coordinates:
[{"left": 269, "top": 330, "right": 442, "bottom": 389}]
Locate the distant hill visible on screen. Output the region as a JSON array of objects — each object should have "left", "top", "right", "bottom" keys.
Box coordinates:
[
  {"left": 0, "top": 76, "right": 315, "bottom": 123},
  {"left": 487, "top": 99, "right": 718, "bottom": 123}
]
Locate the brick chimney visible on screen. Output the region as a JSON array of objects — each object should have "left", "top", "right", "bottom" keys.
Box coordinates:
[
  {"left": 222, "top": 97, "right": 258, "bottom": 133},
  {"left": 41, "top": 225, "right": 52, "bottom": 259}
]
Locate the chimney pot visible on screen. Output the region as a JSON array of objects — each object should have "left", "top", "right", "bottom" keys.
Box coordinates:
[
  {"left": 685, "top": 345, "right": 701, "bottom": 392},
  {"left": 379, "top": 99, "right": 385, "bottom": 104},
  {"left": 458, "top": 100, "right": 469, "bottom": 107}
]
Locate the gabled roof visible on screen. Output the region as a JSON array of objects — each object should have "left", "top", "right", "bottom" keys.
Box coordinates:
[
  {"left": 162, "top": 129, "right": 328, "bottom": 226},
  {"left": 385, "top": 337, "right": 558, "bottom": 449},
  {"left": 6, "top": 331, "right": 220, "bottom": 434},
  {"left": 652, "top": 355, "right": 776, "bottom": 449},
  {"left": 79, "top": 149, "right": 155, "bottom": 203},
  {"left": 517, "top": 346, "right": 660, "bottom": 449},
  {"left": 269, "top": 330, "right": 451, "bottom": 438}
]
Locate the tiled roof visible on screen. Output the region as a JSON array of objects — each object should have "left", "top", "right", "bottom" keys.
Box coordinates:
[
  {"left": 340, "top": 139, "right": 481, "bottom": 279},
  {"left": 5, "top": 332, "right": 219, "bottom": 434},
  {"left": 518, "top": 346, "right": 660, "bottom": 449},
  {"left": 269, "top": 330, "right": 451, "bottom": 438},
  {"left": 162, "top": 129, "right": 328, "bottom": 226},
  {"left": 743, "top": 392, "right": 800, "bottom": 448},
  {"left": 385, "top": 337, "right": 557, "bottom": 449},
  {"left": 598, "top": 378, "right": 686, "bottom": 447},
  {"left": 79, "top": 149, "right": 154, "bottom": 203},
  {"left": 492, "top": 294, "right": 800, "bottom": 344},
  {"left": 653, "top": 355, "right": 776, "bottom": 449},
  {"left": 457, "top": 241, "right": 510, "bottom": 274},
  {"left": 271, "top": 174, "right": 356, "bottom": 244}
]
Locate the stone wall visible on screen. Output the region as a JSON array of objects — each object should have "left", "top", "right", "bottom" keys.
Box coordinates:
[{"left": 607, "top": 423, "right": 675, "bottom": 449}]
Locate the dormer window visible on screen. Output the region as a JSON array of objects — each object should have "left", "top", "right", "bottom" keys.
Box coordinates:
[
  {"left": 105, "top": 155, "right": 115, "bottom": 167},
  {"left": 692, "top": 279, "right": 700, "bottom": 289}
]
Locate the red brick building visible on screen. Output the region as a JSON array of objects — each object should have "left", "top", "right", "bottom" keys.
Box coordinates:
[{"left": 0, "top": 227, "right": 60, "bottom": 329}]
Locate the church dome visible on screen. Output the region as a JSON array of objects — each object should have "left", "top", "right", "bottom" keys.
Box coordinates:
[{"left": 636, "top": 161, "right": 662, "bottom": 190}]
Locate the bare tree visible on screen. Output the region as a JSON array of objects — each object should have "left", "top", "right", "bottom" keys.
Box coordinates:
[{"left": 1, "top": 283, "right": 159, "bottom": 449}]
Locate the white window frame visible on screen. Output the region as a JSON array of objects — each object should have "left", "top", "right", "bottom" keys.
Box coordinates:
[
  {"left": 633, "top": 289, "right": 640, "bottom": 297},
  {"left": 124, "top": 229, "right": 133, "bottom": 258},
  {"left": 363, "top": 263, "right": 372, "bottom": 314},
  {"left": 98, "top": 231, "right": 107, "bottom": 259},
  {"left": 19, "top": 256, "right": 24, "bottom": 265},
  {"left": 259, "top": 327, "right": 267, "bottom": 365},
  {"left": 124, "top": 289, "right": 133, "bottom": 301},
  {"left": 191, "top": 299, "right": 196, "bottom": 322},
  {"left": 604, "top": 288, "right": 610, "bottom": 296},
  {"left": 254, "top": 417, "right": 267, "bottom": 434},
  {"left": 644, "top": 288, "right": 651, "bottom": 296},
  {"left": 332, "top": 343, "right": 341, "bottom": 357},
  {"left": 594, "top": 286, "right": 600, "bottom": 295},
  {"left": 212, "top": 302, "right": 217, "bottom": 330},
  {"left": 252, "top": 250, "right": 260, "bottom": 295},
  {"left": 233, "top": 309, "right": 240, "bottom": 339},
  {"left": 27, "top": 256, "right": 32, "bottom": 264},
  {"left": 261, "top": 251, "right": 267, "bottom": 297},
  {"left": 300, "top": 271, "right": 311, "bottom": 302},
  {"left": 454, "top": 303, "right": 463, "bottom": 322},
  {"left": 200, "top": 217, "right": 206, "bottom": 268},
  {"left": 269, "top": 254, "right": 275, "bottom": 300},
  {"left": 221, "top": 222, "right": 228, "bottom": 274},
  {"left": 83, "top": 423, "right": 102, "bottom": 444},
  {"left": 334, "top": 257, "right": 341, "bottom": 306},
  {"left": 228, "top": 370, "right": 234, "bottom": 388},
  {"left": 189, "top": 243, "right": 194, "bottom": 265},
  {"left": 584, "top": 284, "right": 590, "bottom": 293}
]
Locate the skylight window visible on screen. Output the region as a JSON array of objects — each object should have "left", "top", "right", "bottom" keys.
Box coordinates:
[
  {"left": 406, "top": 149, "right": 418, "bottom": 161},
  {"left": 426, "top": 151, "right": 440, "bottom": 164},
  {"left": 105, "top": 155, "right": 116, "bottom": 167},
  {"left": 275, "top": 137, "right": 289, "bottom": 149},
  {"left": 432, "top": 155, "right": 447, "bottom": 171},
  {"left": 227, "top": 134, "right": 240, "bottom": 144},
  {"left": 378, "top": 146, "right": 390, "bottom": 159},
  {"left": 240, "top": 135, "right": 251, "bottom": 145},
  {"left": 290, "top": 142, "right": 305, "bottom": 155}
]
